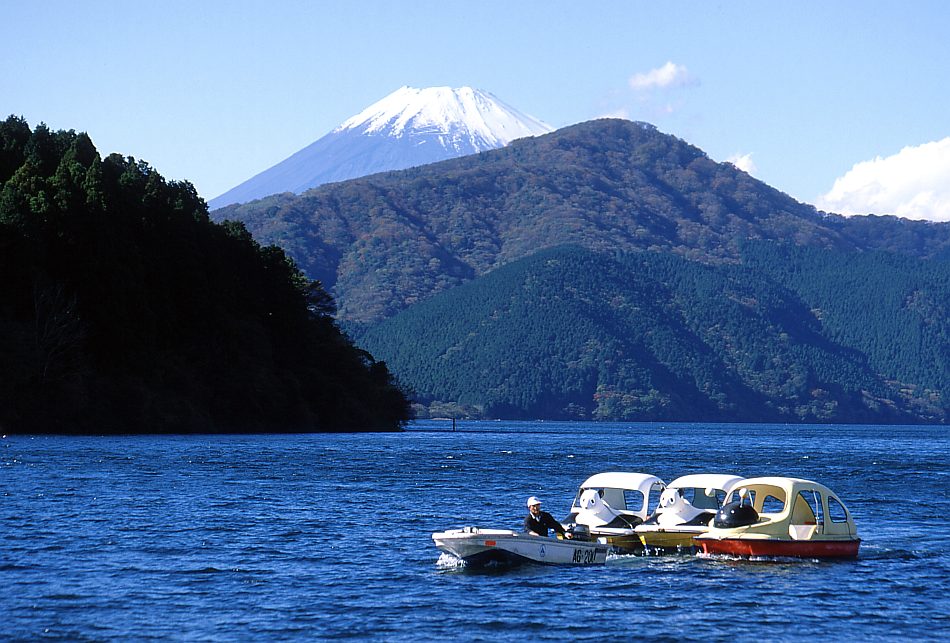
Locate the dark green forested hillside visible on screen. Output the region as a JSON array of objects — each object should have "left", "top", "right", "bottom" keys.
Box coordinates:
[
  {"left": 349, "top": 245, "right": 948, "bottom": 424},
  {"left": 214, "top": 119, "right": 950, "bottom": 323},
  {"left": 208, "top": 116, "right": 950, "bottom": 424},
  {"left": 742, "top": 242, "right": 950, "bottom": 415},
  {"left": 0, "top": 117, "right": 410, "bottom": 433}
]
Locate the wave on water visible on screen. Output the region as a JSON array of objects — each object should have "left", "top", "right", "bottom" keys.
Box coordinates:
[
  {"left": 695, "top": 552, "right": 829, "bottom": 565},
  {"left": 436, "top": 552, "right": 466, "bottom": 569},
  {"left": 4, "top": 426, "right": 948, "bottom": 641}
]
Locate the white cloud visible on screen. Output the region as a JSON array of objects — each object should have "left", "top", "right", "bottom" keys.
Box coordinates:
[
  {"left": 629, "top": 61, "right": 694, "bottom": 90},
  {"left": 726, "top": 152, "right": 757, "bottom": 175},
  {"left": 817, "top": 138, "right": 950, "bottom": 222}
]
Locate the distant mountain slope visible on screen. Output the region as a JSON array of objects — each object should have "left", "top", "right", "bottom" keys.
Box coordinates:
[
  {"left": 349, "top": 245, "right": 948, "bottom": 424},
  {"left": 213, "top": 118, "right": 950, "bottom": 322},
  {"left": 742, "top": 242, "right": 950, "bottom": 401},
  {"left": 208, "top": 86, "right": 552, "bottom": 209}
]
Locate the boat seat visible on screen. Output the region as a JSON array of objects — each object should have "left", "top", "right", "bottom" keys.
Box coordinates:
[
  {"left": 789, "top": 524, "right": 818, "bottom": 540},
  {"left": 790, "top": 494, "right": 817, "bottom": 525},
  {"left": 603, "top": 514, "right": 642, "bottom": 529},
  {"left": 681, "top": 511, "right": 715, "bottom": 527}
]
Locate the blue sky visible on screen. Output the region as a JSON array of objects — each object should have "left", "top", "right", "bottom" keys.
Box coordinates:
[{"left": 5, "top": 1, "right": 950, "bottom": 220}]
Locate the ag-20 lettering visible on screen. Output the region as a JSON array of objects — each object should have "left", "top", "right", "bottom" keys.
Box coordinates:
[{"left": 572, "top": 548, "right": 597, "bottom": 563}]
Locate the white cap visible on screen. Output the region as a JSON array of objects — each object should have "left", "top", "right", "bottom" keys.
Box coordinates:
[{"left": 526, "top": 496, "right": 542, "bottom": 507}]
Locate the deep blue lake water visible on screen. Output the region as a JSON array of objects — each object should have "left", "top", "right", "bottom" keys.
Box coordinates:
[{"left": 2, "top": 420, "right": 949, "bottom": 641}]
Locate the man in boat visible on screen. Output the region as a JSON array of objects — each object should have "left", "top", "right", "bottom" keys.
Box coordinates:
[{"left": 524, "top": 496, "right": 572, "bottom": 538}]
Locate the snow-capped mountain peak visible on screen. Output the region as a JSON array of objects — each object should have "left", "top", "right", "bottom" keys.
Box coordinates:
[
  {"left": 336, "top": 86, "right": 553, "bottom": 151},
  {"left": 208, "top": 86, "right": 552, "bottom": 210}
]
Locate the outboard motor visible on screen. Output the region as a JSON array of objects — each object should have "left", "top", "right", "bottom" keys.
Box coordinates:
[
  {"left": 568, "top": 523, "right": 591, "bottom": 541},
  {"left": 714, "top": 500, "right": 759, "bottom": 528}
]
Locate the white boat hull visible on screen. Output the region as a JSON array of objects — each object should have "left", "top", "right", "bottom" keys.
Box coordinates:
[{"left": 432, "top": 528, "right": 608, "bottom": 567}]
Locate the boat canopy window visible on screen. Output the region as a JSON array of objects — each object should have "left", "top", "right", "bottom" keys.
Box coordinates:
[
  {"left": 792, "top": 491, "right": 820, "bottom": 525},
  {"left": 602, "top": 487, "right": 630, "bottom": 511},
  {"left": 828, "top": 496, "right": 848, "bottom": 523},
  {"left": 647, "top": 487, "right": 664, "bottom": 514},
  {"left": 734, "top": 485, "right": 786, "bottom": 514},
  {"left": 681, "top": 487, "right": 723, "bottom": 511},
  {"left": 760, "top": 494, "right": 785, "bottom": 514},
  {"left": 574, "top": 487, "right": 637, "bottom": 512}
]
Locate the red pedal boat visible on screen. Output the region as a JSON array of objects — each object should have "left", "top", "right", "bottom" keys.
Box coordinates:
[{"left": 694, "top": 477, "right": 860, "bottom": 559}]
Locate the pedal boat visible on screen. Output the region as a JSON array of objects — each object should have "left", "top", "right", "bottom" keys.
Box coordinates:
[
  {"left": 563, "top": 472, "right": 667, "bottom": 553},
  {"left": 432, "top": 527, "right": 608, "bottom": 567},
  {"left": 634, "top": 473, "right": 745, "bottom": 551},
  {"left": 693, "top": 476, "right": 860, "bottom": 559}
]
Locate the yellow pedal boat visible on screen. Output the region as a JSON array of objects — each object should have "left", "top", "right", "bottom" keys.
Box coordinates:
[{"left": 635, "top": 473, "right": 745, "bottom": 551}]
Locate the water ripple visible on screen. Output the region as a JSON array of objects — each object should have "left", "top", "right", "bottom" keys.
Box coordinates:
[{"left": 0, "top": 425, "right": 948, "bottom": 640}]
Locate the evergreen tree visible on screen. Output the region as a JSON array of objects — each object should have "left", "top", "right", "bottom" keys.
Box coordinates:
[{"left": 0, "top": 118, "right": 410, "bottom": 433}]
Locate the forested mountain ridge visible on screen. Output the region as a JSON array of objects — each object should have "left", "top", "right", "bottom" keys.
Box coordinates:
[
  {"left": 0, "top": 116, "right": 410, "bottom": 433},
  {"left": 349, "top": 244, "right": 949, "bottom": 423},
  {"left": 213, "top": 119, "right": 950, "bottom": 323}
]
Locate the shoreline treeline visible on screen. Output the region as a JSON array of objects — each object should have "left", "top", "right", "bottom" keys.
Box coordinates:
[{"left": 0, "top": 116, "right": 410, "bottom": 433}]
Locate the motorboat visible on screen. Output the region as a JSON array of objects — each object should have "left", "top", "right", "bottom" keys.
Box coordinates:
[
  {"left": 693, "top": 476, "right": 860, "bottom": 558},
  {"left": 635, "top": 473, "right": 745, "bottom": 551},
  {"left": 432, "top": 527, "right": 608, "bottom": 567},
  {"left": 563, "top": 472, "right": 666, "bottom": 553}
]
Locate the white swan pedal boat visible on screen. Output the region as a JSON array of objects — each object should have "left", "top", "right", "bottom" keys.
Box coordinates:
[
  {"left": 432, "top": 527, "right": 608, "bottom": 567},
  {"left": 634, "top": 473, "right": 745, "bottom": 551},
  {"left": 564, "top": 472, "right": 667, "bottom": 553}
]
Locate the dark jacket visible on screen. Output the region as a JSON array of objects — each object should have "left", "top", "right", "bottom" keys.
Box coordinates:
[{"left": 524, "top": 510, "right": 566, "bottom": 537}]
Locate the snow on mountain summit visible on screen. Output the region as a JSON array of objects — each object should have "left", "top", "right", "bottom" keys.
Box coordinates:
[
  {"left": 337, "top": 86, "right": 553, "bottom": 151},
  {"left": 208, "top": 86, "right": 553, "bottom": 210}
]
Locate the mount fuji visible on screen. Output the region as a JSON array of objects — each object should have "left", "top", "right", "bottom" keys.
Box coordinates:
[{"left": 208, "top": 86, "right": 553, "bottom": 210}]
